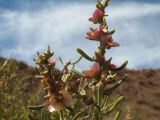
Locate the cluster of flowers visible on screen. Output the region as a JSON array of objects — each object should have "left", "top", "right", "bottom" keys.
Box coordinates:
[
  {"left": 86, "top": 0, "right": 119, "bottom": 49},
  {"left": 83, "top": 0, "right": 127, "bottom": 80},
  {"left": 33, "top": 47, "right": 73, "bottom": 112},
  {"left": 28, "top": 0, "right": 128, "bottom": 119}
]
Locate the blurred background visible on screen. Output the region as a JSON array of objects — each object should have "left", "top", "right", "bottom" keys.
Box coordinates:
[{"left": 0, "top": 0, "right": 160, "bottom": 120}]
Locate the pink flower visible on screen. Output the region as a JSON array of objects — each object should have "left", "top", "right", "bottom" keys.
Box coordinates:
[
  {"left": 47, "top": 58, "right": 56, "bottom": 66},
  {"left": 86, "top": 27, "right": 102, "bottom": 40},
  {"left": 89, "top": 9, "right": 103, "bottom": 24},
  {"left": 85, "top": 26, "right": 120, "bottom": 48},
  {"left": 100, "top": 34, "right": 120, "bottom": 48}
]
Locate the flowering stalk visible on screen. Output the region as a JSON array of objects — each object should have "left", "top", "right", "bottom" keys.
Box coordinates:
[{"left": 28, "top": 0, "right": 128, "bottom": 120}]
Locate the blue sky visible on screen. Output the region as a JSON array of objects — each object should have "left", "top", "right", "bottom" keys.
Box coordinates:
[{"left": 0, "top": 0, "right": 160, "bottom": 70}]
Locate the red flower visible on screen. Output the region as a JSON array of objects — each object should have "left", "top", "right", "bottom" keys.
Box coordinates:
[
  {"left": 85, "top": 26, "right": 119, "bottom": 48},
  {"left": 84, "top": 63, "right": 100, "bottom": 78},
  {"left": 104, "top": 58, "right": 116, "bottom": 69},
  {"left": 89, "top": 9, "right": 103, "bottom": 24},
  {"left": 48, "top": 58, "right": 56, "bottom": 66},
  {"left": 84, "top": 58, "right": 116, "bottom": 78}
]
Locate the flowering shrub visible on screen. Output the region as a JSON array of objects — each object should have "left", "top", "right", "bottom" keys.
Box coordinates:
[{"left": 28, "top": 0, "right": 128, "bottom": 119}]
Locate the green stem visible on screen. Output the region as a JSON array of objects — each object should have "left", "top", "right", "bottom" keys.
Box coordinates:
[
  {"left": 59, "top": 110, "right": 64, "bottom": 120},
  {"left": 71, "top": 56, "right": 82, "bottom": 65},
  {"left": 72, "top": 111, "right": 82, "bottom": 120}
]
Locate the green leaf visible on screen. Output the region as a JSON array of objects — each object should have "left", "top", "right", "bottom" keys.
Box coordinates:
[
  {"left": 102, "top": 17, "right": 107, "bottom": 27},
  {"left": 72, "top": 112, "right": 81, "bottom": 120},
  {"left": 94, "top": 108, "right": 100, "bottom": 120},
  {"left": 92, "top": 86, "right": 98, "bottom": 103},
  {"left": 59, "top": 110, "right": 64, "bottom": 120},
  {"left": 110, "top": 60, "right": 128, "bottom": 71},
  {"left": 108, "top": 96, "right": 124, "bottom": 112},
  {"left": 27, "top": 104, "right": 45, "bottom": 110},
  {"left": 62, "top": 74, "right": 71, "bottom": 82},
  {"left": 76, "top": 48, "right": 94, "bottom": 61},
  {"left": 101, "top": 0, "right": 110, "bottom": 7},
  {"left": 101, "top": 96, "right": 108, "bottom": 109},
  {"left": 114, "top": 111, "right": 121, "bottom": 120},
  {"left": 59, "top": 57, "right": 64, "bottom": 65},
  {"left": 71, "top": 56, "right": 82, "bottom": 65},
  {"left": 109, "top": 29, "right": 115, "bottom": 35},
  {"left": 96, "top": 1, "right": 104, "bottom": 9},
  {"left": 44, "top": 94, "right": 50, "bottom": 99}
]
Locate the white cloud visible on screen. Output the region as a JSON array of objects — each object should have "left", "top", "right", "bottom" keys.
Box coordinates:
[
  {"left": 0, "top": 2, "right": 160, "bottom": 70},
  {"left": 108, "top": 3, "right": 160, "bottom": 19},
  {"left": 0, "top": 3, "right": 96, "bottom": 67},
  {"left": 107, "top": 3, "right": 160, "bottom": 69}
]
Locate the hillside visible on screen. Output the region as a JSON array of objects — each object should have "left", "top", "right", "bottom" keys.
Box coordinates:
[
  {"left": 118, "top": 69, "right": 160, "bottom": 120},
  {"left": 0, "top": 57, "right": 160, "bottom": 120},
  {"left": 0, "top": 57, "right": 42, "bottom": 120}
]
